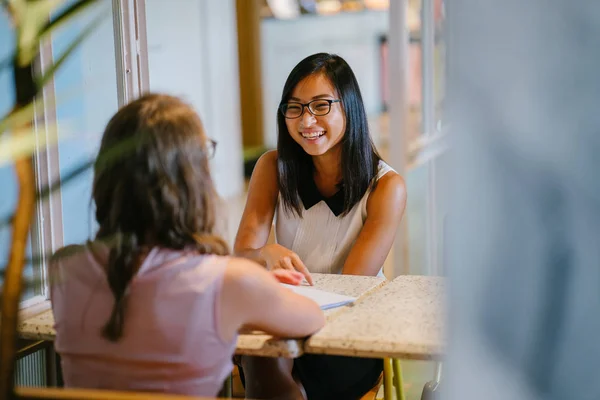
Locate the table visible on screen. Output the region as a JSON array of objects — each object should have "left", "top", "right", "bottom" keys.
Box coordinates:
[
  {"left": 229, "top": 273, "right": 387, "bottom": 357},
  {"left": 18, "top": 274, "right": 444, "bottom": 400},
  {"left": 305, "top": 275, "right": 445, "bottom": 360},
  {"left": 18, "top": 273, "right": 387, "bottom": 358},
  {"left": 304, "top": 275, "right": 444, "bottom": 400}
]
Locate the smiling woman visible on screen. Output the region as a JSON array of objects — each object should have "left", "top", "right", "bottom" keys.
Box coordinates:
[
  {"left": 234, "top": 53, "right": 407, "bottom": 400},
  {"left": 281, "top": 75, "right": 345, "bottom": 157},
  {"left": 276, "top": 54, "right": 385, "bottom": 218}
]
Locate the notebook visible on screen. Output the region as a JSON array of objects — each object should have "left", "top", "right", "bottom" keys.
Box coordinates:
[{"left": 281, "top": 284, "right": 357, "bottom": 310}]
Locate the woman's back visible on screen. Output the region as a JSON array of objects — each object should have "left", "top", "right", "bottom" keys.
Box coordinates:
[
  {"left": 51, "top": 245, "right": 236, "bottom": 396},
  {"left": 50, "top": 94, "right": 324, "bottom": 398}
]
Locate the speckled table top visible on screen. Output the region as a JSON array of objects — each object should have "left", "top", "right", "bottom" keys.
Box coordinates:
[
  {"left": 18, "top": 308, "right": 56, "bottom": 341},
  {"left": 305, "top": 275, "right": 445, "bottom": 360},
  {"left": 18, "top": 309, "right": 306, "bottom": 358},
  {"left": 17, "top": 273, "right": 388, "bottom": 358},
  {"left": 232, "top": 273, "right": 386, "bottom": 357}
]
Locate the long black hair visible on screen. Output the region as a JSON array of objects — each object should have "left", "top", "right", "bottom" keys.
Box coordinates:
[
  {"left": 277, "top": 53, "right": 381, "bottom": 217},
  {"left": 93, "top": 93, "right": 228, "bottom": 342}
]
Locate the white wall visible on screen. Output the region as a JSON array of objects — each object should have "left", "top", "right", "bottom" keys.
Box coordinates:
[
  {"left": 260, "top": 11, "right": 389, "bottom": 148},
  {"left": 145, "top": 0, "right": 244, "bottom": 199}
]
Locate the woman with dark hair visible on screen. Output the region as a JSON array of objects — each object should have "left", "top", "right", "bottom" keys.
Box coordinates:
[
  {"left": 235, "top": 53, "right": 406, "bottom": 399},
  {"left": 49, "top": 93, "right": 324, "bottom": 397}
]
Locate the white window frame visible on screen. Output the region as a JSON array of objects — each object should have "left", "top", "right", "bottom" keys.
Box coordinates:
[
  {"left": 19, "top": 0, "right": 149, "bottom": 311},
  {"left": 388, "top": 0, "right": 446, "bottom": 277}
]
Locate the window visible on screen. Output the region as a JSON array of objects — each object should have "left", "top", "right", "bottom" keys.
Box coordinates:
[
  {"left": 4, "top": 0, "right": 244, "bottom": 309},
  {"left": 1, "top": 1, "right": 123, "bottom": 308}
]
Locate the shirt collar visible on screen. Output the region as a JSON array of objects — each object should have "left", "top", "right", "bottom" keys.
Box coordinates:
[{"left": 298, "top": 173, "right": 345, "bottom": 217}]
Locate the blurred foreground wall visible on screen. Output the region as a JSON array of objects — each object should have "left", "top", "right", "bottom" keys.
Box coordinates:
[{"left": 445, "top": 1, "right": 600, "bottom": 399}]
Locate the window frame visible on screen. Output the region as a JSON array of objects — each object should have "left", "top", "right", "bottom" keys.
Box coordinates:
[{"left": 18, "top": 0, "right": 149, "bottom": 311}]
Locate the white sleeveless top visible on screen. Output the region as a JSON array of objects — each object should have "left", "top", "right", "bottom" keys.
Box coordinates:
[{"left": 275, "top": 161, "right": 394, "bottom": 276}]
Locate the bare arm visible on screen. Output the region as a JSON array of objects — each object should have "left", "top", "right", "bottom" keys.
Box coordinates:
[
  {"left": 234, "top": 150, "right": 313, "bottom": 284},
  {"left": 219, "top": 258, "right": 325, "bottom": 341},
  {"left": 342, "top": 172, "right": 407, "bottom": 276},
  {"left": 233, "top": 151, "right": 279, "bottom": 265}
]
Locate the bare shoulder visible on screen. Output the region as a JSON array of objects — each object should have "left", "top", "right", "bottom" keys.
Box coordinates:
[
  {"left": 222, "top": 257, "right": 275, "bottom": 292},
  {"left": 48, "top": 244, "right": 91, "bottom": 288},
  {"left": 224, "top": 257, "right": 264, "bottom": 277},
  {"left": 259, "top": 149, "right": 278, "bottom": 163},
  {"left": 370, "top": 170, "right": 407, "bottom": 205},
  {"left": 245, "top": 150, "right": 280, "bottom": 203},
  {"left": 50, "top": 244, "right": 87, "bottom": 264},
  {"left": 255, "top": 150, "right": 278, "bottom": 173}
]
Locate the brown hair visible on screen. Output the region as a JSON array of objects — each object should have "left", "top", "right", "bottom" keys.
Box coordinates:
[{"left": 92, "top": 93, "right": 228, "bottom": 341}]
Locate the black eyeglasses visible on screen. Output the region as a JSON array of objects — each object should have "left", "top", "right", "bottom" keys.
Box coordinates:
[
  {"left": 279, "top": 99, "right": 341, "bottom": 119},
  {"left": 206, "top": 139, "right": 217, "bottom": 159}
]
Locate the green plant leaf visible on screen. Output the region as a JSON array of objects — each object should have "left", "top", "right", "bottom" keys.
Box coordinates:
[
  {"left": 0, "top": 134, "right": 144, "bottom": 229},
  {"left": 37, "top": 157, "right": 94, "bottom": 199},
  {"left": 0, "top": 73, "right": 106, "bottom": 136},
  {"left": 0, "top": 234, "right": 122, "bottom": 279},
  {"left": 14, "top": 0, "right": 64, "bottom": 67},
  {"left": 4, "top": 0, "right": 26, "bottom": 24},
  {"left": 35, "top": 132, "right": 143, "bottom": 201},
  {"left": 38, "top": 0, "right": 98, "bottom": 40},
  {"left": 0, "top": 157, "right": 91, "bottom": 229},
  {"left": 0, "top": 102, "right": 40, "bottom": 136},
  {"left": 0, "top": 124, "right": 64, "bottom": 166},
  {"left": 35, "top": 9, "right": 107, "bottom": 90}
]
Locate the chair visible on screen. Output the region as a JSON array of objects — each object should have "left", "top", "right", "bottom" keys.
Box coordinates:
[
  {"left": 420, "top": 362, "right": 442, "bottom": 400},
  {"left": 15, "top": 386, "right": 220, "bottom": 400},
  {"left": 359, "top": 371, "right": 383, "bottom": 400}
]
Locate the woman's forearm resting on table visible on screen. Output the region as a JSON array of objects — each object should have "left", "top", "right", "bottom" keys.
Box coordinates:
[{"left": 222, "top": 260, "right": 325, "bottom": 338}]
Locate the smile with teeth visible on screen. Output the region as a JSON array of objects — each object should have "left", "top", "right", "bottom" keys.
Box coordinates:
[{"left": 301, "top": 131, "right": 326, "bottom": 139}]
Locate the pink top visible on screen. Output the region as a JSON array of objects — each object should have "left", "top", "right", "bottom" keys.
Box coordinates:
[{"left": 50, "top": 245, "right": 237, "bottom": 397}]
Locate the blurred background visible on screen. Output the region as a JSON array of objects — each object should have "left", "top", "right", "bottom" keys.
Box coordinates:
[
  {"left": 1, "top": 0, "right": 448, "bottom": 289},
  {"left": 4, "top": 1, "right": 598, "bottom": 399},
  {"left": 1, "top": 0, "right": 447, "bottom": 397}
]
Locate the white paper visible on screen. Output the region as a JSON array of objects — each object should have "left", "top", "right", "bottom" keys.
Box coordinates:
[{"left": 281, "top": 284, "right": 356, "bottom": 310}]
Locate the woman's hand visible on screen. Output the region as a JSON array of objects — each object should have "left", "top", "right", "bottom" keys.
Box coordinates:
[{"left": 260, "top": 243, "right": 313, "bottom": 285}]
